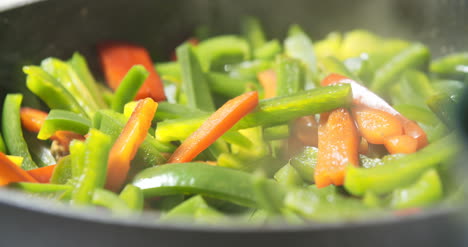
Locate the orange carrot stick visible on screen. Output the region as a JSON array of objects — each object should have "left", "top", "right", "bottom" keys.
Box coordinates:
[
  {"left": 0, "top": 152, "right": 37, "bottom": 186},
  {"left": 27, "top": 164, "right": 57, "bottom": 183},
  {"left": 315, "top": 108, "right": 359, "bottom": 188},
  {"left": 384, "top": 135, "right": 418, "bottom": 154},
  {"left": 105, "top": 98, "right": 158, "bottom": 192},
  {"left": 98, "top": 42, "right": 166, "bottom": 102},
  {"left": 20, "top": 107, "right": 48, "bottom": 133},
  {"left": 169, "top": 91, "right": 259, "bottom": 163},
  {"left": 351, "top": 105, "right": 403, "bottom": 145},
  {"left": 257, "top": 69, "right": 277, "bottom": 99}
]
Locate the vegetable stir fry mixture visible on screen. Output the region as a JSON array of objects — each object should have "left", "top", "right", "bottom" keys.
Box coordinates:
[{"left": 0, "top": 17, "right": 465, "bottom": 224}]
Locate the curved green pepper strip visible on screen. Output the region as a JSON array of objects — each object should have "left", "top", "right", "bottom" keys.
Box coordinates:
[
  {"left": 50, "top": 155, "right": 73, "bottom": 185},
  {"left": 427, "top": 93, "right": 457, "bottom": 129},
  {"left": 155, "top": 61, "right": 181, "bottom": 82},
  {"left": 23, "top": 131, "right": 56, "bottom": 167},
  {"left": 162, "top": 195, "right": 224, "bottom": 223},
  {"left": 241, "top": 16, "right": 266, "bottom": 53},
  {"left": 92, "top": 188, "right": 131, "bottom": 215},
  {"left": 206, "top": 72, "right": 253, "bottom": 99},
  {"left": 111, "top": 65, "right": 148, "bottom": 113},
  {"left": 133, "top": 162, "right": 284, "bottom": 208},
  {"left": 430, "top": 52, "right": 468, "bottom": 79},
  {"left": 41, "top": 58, "right": 100, "bottom": 118},
  {"left": 119, "top": 184, "right": 144, "bottom": 211},
  {"left": 344, "top": 133, "right": 458, "bottom": 196},
  {"left": 276, "top": 55, "right": 305, "bottom": 96},
  {"left": 274, "top": 163, "right": 304, "bottom": 187},
  {"left": 390, "top": 168, "right": 442, "bottom": 209},
  {"left": 2, "top": 94, "right": 38, "bottom": 170},
  {"left": 263, "top": 125, "right": 289, "bottom": 141},
  {"left": 24, "top": 66, "right": 86, "bottom": 116},
  {"left": 68, "top": 52, "right": 108, "bottom": 108},
  {"left": 196, "top": 35, "right": 250, "bottom": 72},
  {"left": 320, "top": 56, "right": 360, "bottom": 82},
  {"left": 37, "top": 109, "right": 91, "bottom": 140},
  {"left": 0, "top": 132, "right": 6, "bottom": 153},
  {"left": 289, "top": 146, "right": 317, "bottom": 183},
  {"left": 71, "top": 129, "right": 112, "bottom": 205},
  {"left": 254, "top": 40, "right": 282, "bottom": 60},
  {"left": 371, "top": 43, "right": 430, "bottom": 94}
]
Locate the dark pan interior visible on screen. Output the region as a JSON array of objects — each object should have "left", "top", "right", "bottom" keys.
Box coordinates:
[{"left": 0, "top": 0, "right": 467, "bottom": 246}]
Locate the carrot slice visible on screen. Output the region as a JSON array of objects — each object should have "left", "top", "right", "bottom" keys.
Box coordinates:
[
  {"left": 315, "top": 108, "right": 359, "bottom": 188},
  {"left": 398, "top": 117, "right": 428, "bottom": 149},
  {"left": 169, "top": 91, "right": 259, "bottom": 163},
  {"left": 352, "top": 105, "right": 403, "bottom": 145},
  {"left": 384, "top": 135, "right": 418, "bottom": 154},
  {"left": 0, "top": 152, "right": 37, "bottom": 185},
  {"left": 98, "top": 42, "right": 166, "bottom": 102},
  {"left": 257, "top": 69, "right": 277, "bottom": 99},
  {"left": 105, "top": 98, "right": 158, "bottom": 192},
  {"left": 20, "top": 107, "right": 48, "bottom": 133},
  {"left": 27, "top": 164, "right": 57, "bottom": 183}
]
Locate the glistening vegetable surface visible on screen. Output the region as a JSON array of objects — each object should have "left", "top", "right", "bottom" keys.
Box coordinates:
[{"left": 0, "top": 17, "right": 464, "bottom": 225}]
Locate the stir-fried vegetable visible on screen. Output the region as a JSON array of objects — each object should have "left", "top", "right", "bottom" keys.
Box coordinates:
[{"left": 0, "top": 18, "right": 464, "bottom": 225}]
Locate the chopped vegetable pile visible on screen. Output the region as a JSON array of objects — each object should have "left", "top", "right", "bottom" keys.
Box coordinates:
[{"left": 0, "top": 17, "right": 465, "bottom": 225}]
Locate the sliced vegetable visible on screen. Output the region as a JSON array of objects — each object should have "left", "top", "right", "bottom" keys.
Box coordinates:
[
  {"left": 20, "top": 107, "right": 48, "bottom": 133},
  {"left": 27, "top": 164, "right": 57, "bottom": 183},
  {"left": 111, "top": 65, "right": 149, "bottom": 112},
  {"left": 38, "top": 109, "right": 91, "bottom": 140},
  {"left": 384, "top": 135, "right": 418, "bottom": 154},
  {"left": 0, "top": 152, "right": 37, "bottom": 185}
]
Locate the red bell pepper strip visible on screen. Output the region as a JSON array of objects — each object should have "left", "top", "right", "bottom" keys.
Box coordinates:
[
  {"left": 315, "top": 108, "right": 359, "bottom": 188},
  {"left": 257, "top": 69, "right": 277, "bottom": 99},
  {"left": 168, "top": 91, "right": 259, "bottom": 163},
  {"left": 98, "top": 42, "right": 166, "bottom": 102},
  {"left": 322, "top": 73, "right": 427, "bottom": 149},
  {"left": 0, "top": 152, "right": 37, "bottom": 185},
  {"left": 105, "top": 98, "right": 158, "bottom": 192},
  {"left": 27, "top": 164, "right": 57, "bottom": 183},
  {"left": 20, "top": 107, "right": 48, "bottom": 133}
]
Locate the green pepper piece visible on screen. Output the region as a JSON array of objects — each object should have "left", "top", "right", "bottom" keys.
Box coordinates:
[
  {"left": 241, "top": 16, "right": 266, "bottom": 53},
  {"left": 289, "top": 146, "right": 317, "bottom": 183},
  {"left": 119, "top": 184, "right": 144, "bottom": 211},
  {"left": 11, "top": 182, "right": 71, "bottom": 194},
  {"left": 274, "top": 163, "right": 304, "bottom": 187},
  {"left": 196, "top": 35, "right": 250, "bottom": 72},
  {"left": 1, "top": 94, "right": 38, "bottom": 170},
  {"left": 315, "top": 32, "right": 342, "bottom": 60},
  {"left": 263, "top": 125, "right": 289, "bottom": 141},
  {"left": 254, "top": 40, "right": 282, "bottom": 60},
  {"left": 41, "top": 58, "right": 100, "bottom": 118},
  {"left": 430, "top": 52, "right": 468, "bottom": 79},
  {"left": 285, "top": 29, "right": 317, "bottom": 76},
  {"left": 427, "top": 93, "right": 457, "bottom": 129},
  {"left": 153, "top": 102, "right": 207, "bottom": 121},
  {"left": 177, "top": 43, "right": 215, "bottom": 112},
  {"left": 162, "top": 195, "right": 224, "bottom": 223},
  {"left": 432, "top": 79, "right": 465, "bottom": 102},
  {"left": 111, "top": 65, "right": 148, "bottom": 113},
  {"left": 69, "top": 140, "right": 86, "bottom": 181},
  {"left": 390, "top": 169, "right": 443, "bottom": 209},
  {"left": 371, "top": 43, "right": 430, "bottom": 94},
  {"left": 227, "top": 60, "right": 273, "bottom": 81},
  {"left": 50, "top": 155, "right": 73, "bottom": 184},
  {"left": 206, "top": 72, "right": 254, "bottom": 98},
  {"left": 92, "top": 188, "right": 131, "bottom": 214},
  {"left": 23, "top": 131, "right": 56, "bottom": 167},
  {"left": 68, "top": 52, "right": 108, "bottom": 108},
  {"left": 133, "top": 162, "right": 283, "bottom": 208},
  {"left": 390, "top": 70, "right": 434, "bottom": 107},
  {"left": 37, "top": 109, "right": 91, "bottom": 140},
  {"left": 155, "top": 61, "right": 181, "bottom": 82},
  {"left": 252, "top": 173, "right": 287, "bottom": 213},
  {"left": 23, "top": 66, "right": 86, "bottom": 116},
  {"left": 276, "top": 55, "right": 305, "bottom": 96},
  {"left": 0, "top": 132, "right": 6, "bottom": 153},
  {"left": 344, "top": 133, "right": 458, "bottom": 196},
  {"left": 71, "top": 129, "right": 112, "bottom": 205},
  {"left": 339, "top": 30, "right": 382, "bottom": 59},
  {"left": 320, "top": 56, "right": 360, "bottom": 82}
]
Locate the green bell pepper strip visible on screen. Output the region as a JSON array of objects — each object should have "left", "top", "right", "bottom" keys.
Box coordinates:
[
  {"left": 155, "top": 84, "right": 352, "bottom": 142},
  {"left": 37, "top": 109, "right": 91, "bottom": 140},
  {"left": 119, "top": 184, "right": 144, "bottom": 211},
  {"left": 196, "top": 35, "right": 250, "bottom": 72},
  {"left": 227, "top": 60, "right": 272, "bottom": 81},
  {"left": 11, "top": 182, "right": 71, "bottom": 194},
  {"left": 254, "top": 40, "right": 282, "bottom": 60},
  {"left": 276, "top": 55, "right": 305, "bottom": 96},
  {"left": 289, "top": 146, "right": 317, "bottom": 183},
  {"left": 432, "top": 79, "right": 465, "bottom": 103},
  {"left": 390, "top": 168, "right": 442, "bottom": 209},
  {"left": 69, "top": 140, "right": 86, "bottom": 181},
  {"left": 241, "top": 16, "right": 267, "bottom": 53},
  {"left": 177, "top": 43, "right": 215, "bottom": 112},
  {"left": 152, "top": 102, "right": 207, "bottom": 121},
  {"left": 93, "top": 110, "right": 169, "bottom": 166},
  {"left": 155, "top": 61, "right": 181, "bottom": 82},
  {"left": 162, "top": 195, "right": 224, "bottom": 223},
  {"left": 320, "top": 56, "right": 360, "bottom": 82},
  {"left": 430, "top": 52, "right": 468, "bottom": 79},
  {"left": 263, "top": 125, "right": 289, "bottom": 141},
  {"left": 216, "top": 152, "right": 250, "bottom": 171},
  {"left": 23, "top": 131, "right": 56, "bottom": 167},
  {"left": 24, "top": 66, "right": 86, "bottom": 116},
  {"left": 133, "top": 162, "right": 283, "bottom": 208},
  {"left": 252, "top": 173, "right": 287, "bottom": 213},
  {"left": 0, "top": 132, "right": 5, "bottom": 153},
  {"left": 68, "top": 52, "right": 108, "bottom": 108},
  {"left": 41, "top": 58, "right": 100, "bottom": 118},
  {"left": 274, "top": 163, "right": 304, "bottom": 187},
  {"left": 285, "top": 30, "right": 318, "bottom": 78},
  {"left": 390, "top": 70, "right": 434, "bottom": 107},
  {"left": 371, "top": 43, "right": 430, "bottom": 94},
  {"left": 2, "top": 94, "right": 38, "bottom": 170},
  {"left": 427, "top": 93, "right": 457, "bottom": 129},
  {"left": 50, "top": 155, "right": 73, "bottom": 184},
  {"left": 206, "top": 72, "right": 253, "bottom": 98},
  {"left": 92, "top": 188, "right": 131, "bottom": 214},
  {"left": 344, "top": 133, "right": 458, "bottom": 196},
  {"left": 111, "top": 65, "right": 148, "bottom": 113},
  {"left": 71, "top": 129, "right": 112, "bottom": 205},
  {"left": 339, "top": 30, "right": 382, "bottom": 59}
]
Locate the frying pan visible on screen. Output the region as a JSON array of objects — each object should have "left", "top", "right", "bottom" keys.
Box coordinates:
[{"left": 0, "top": 0, "right": 467, "bottom": 246}]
